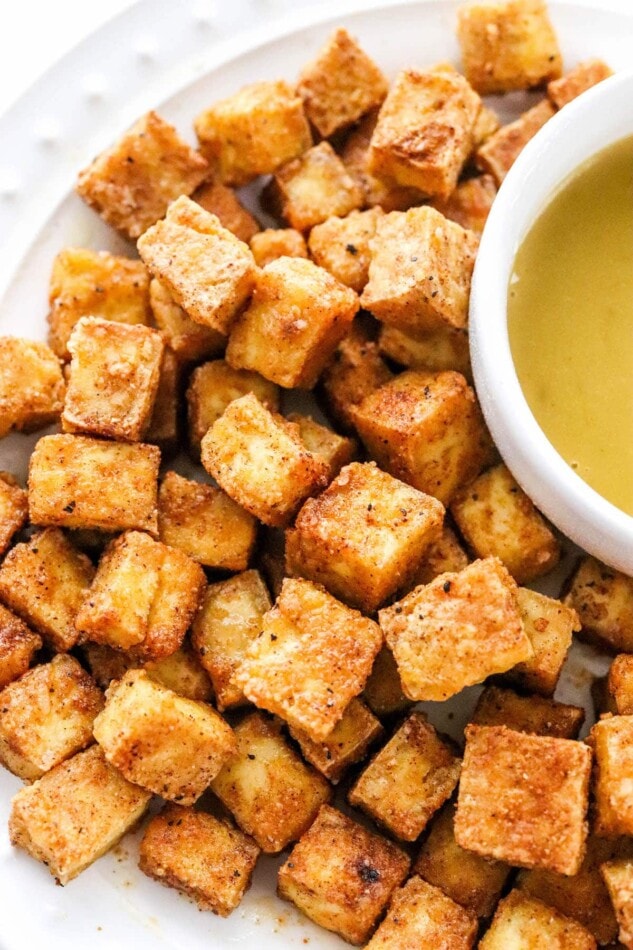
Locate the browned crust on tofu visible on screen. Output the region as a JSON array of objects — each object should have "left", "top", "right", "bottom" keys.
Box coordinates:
[
  {"left": 365, "top": 875, "right": 478, "bottom": 948},
  {"left": 547, "top": 59, "right": 613, "bottom": 109}
]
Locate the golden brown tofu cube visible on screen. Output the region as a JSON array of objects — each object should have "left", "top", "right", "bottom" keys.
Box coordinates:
[
  {"left": 378, "top": 324, "right": 472, "bottom": 379},
  {"left": 192, "top": 179, "right": 260, "bottom": 243},
  {"left": 361, "top": 206, "right": 478, "bottom": 333},
  {"left": 366, "top": 876, "right": 478, "bottom": 949},
  {"left": 287, "top": 460, "right": 445, "bottom": 613},
  {"left": 414, "top": 804, "right": 510, "bottom": 919},
  {"left": 349, "top": 712, "right": 461, "bottom": 841},
  {"left": 609, "top": 655, "right": 633, "bottom": 716},
  {"left": 158, "top": 471, "right": 257, "bottom": 571},
  {"left": 249, "top": 227, "right": 308, "bottom": 267},
  {"left": 429, "top": 173, "right": 497, "bottom": 234},
  {"left": 0, "top": 473, "right": 28, "bottom": 556},
  {"left": 480, "top": 889, "right": 597, "bottom": 949},
  {"left": 472, "top": 104, "right": 502, "bottom": 148},
  {"left": 211, "top": 711, "right": 331, "bottom": 852},
  {"left": 286, "top": 413, "right": 356, "bottom": 480},
  {"left": 0, "top": 338, "right": 64, "bottom": 438},
  {"left": 0, "top": 528, "right": 94, "bottom": 652},
  {"left": 289, "top": 698, "right": 383, "bottom": 784},
  {"left": 591, "top": 716, "right": 633, "bottom": 837},
  {"left": 144, "top": 347, "right": 180, "bottom": 453},
  {"left": 143, "top": 643, "right": 212, "bottom": 702},
  {"left": 139, "top": 804, "right": 259, "bottom": 916},
  {"left": 548, "top": 59, "right": 613, "bottom": 109},
  {"left": 0, "top": 654, "right": 103, "bottom": 782},
  {"left": 79, "top": 642, "right": 137, "bottom": 690},
  {"left": 9, "top": 744, "right": 151, "bottom": 885},
  {"left": 308, "top": 207, "right": 383, "bottom": 293},
  {"left": 456, "top": 0, "right": 563, "bottom": 95},
  {"left": 0, "top": 604, "right": 41, "bottom": 691},
  {"left": 269, "top": 142, "right": 364, "bottom": 231},
  {"left": 451, "top": 463, "right": 561, "bottom": 582},
  {"left": 137, "top": 195, "right": 256, "bottom": 335},
  {"left": 565, "top": 557, "right": 633, "bottom": 653},
  {"left": 194, "top": 80, "right": 312, "bottom": 186},
  {"left": 409, "top": 523, "right": 470, "bottom": 587},
  {"left": 191, "top": 570, "right": 271, "bottom": 711},
  {"left": 475, "top": 99, "right": 555, "bottom": 185},
  {"left": 278, "top": 804, "right": 410, "bottom": 945},
  {"left": 94, "top": 669, "right": 235, "bottom": 804},
  {"left": 236, "top": 578, "right": 382, "bottom": 741},
  {"left": 28, "top": 434, "right": 160, "bottom": 534},
  {"left": 149, "top": 278, "right": 225, "bottom": 363},
  {"left": 363, "top": 646, "right": 413, "bottom": 718},
  {"left": 201, "top": 394, "right": 329, "bottom": 528},
  {"left": 320, "top": 322, "right": 393, "bottom": 432},
  {"left": 76, "top": 530, "right": 206, "bottom": 660},
  {"left": 352, "top": 370, "right": 493, "bottom": 505},
  {"left": 472, "top": 685, "right": 584, "bottom": 739},
  {"left": 455, "top": 725, "right": 592, "bottom": 875},
  {"left": 76, "top": 111, "right": 208, "bottom": 239},
  {"left": 226, "top": 256, "right": 359, "bottom": 389},
  {"left": 368, "top": 68, "right": 481, "bottom": 199},
  {"left": 601, "top": 859, "right": 633, "bottom": 949}
]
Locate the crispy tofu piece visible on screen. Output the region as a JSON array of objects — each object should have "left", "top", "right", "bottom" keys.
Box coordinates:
[
  {"left": 9, "top": 744, "right": 151, "bottom": 884},
  {"left": 351, "top": 370, "right": 493, "bottom": 505},
  {"left": 475, "top": 99, "right": 555, "bottom": 184},
  {"left": 565, "top": 557, "right": 633, "bottom": 653},
  {"left": 142, "top": 644, "right": 213, "bottom": 702},
  {"left": 28, "top": 434, "right": 160, "bottom": 534},
  {"left": 593, "top": 674, "right": 618, "bottom": 718},
  {"left": 601, "top": 859, "right": 633, "bottom": 949},
  {"left": 368, "top": 68, "right": 481, "bottom": 198},
  {"left": 226, "top": 256, "right": 359, "bottom": 389},
  {"left": 286, "top": 414, "right": 356, "bottom": 480},
  {"left": 48, "top": 248, "right": 152, "bottom": 361},
  {"left": 268, "top": 142, "right": 364, "bottom": 231},
  {"left": 366, "top": 875, "right": 478, "bottom": 949},
  {"left": 414, "top": 804, "right": 510, "bottom": 919},
  {"left": 472, "top": 686, "right": 585, "bottom": 739},
  {"left": 0, "top": 473, "right": 28, "bottom": 556},
  {"left": 472, "top": 104, "right": 502, "bottom": 147},
  {"left": 80, "top": 642, "right": 137, "bottom": 690},
  {"left": 211, "top": 711, "right": 331, "bottom": 852},
  {"left": 591, "top": 716, "right": 633, "bottom": 837},
  {"left": 249, "top": 227, "right": 308, "bottom": 267},
  {"left": 289, "top": 698, "right": 383, "bottom": 784},
  {"left": 139, "top": 804, "right": 259, "bottom": 916},
  {"left": 76, "top": 530, "right": 206, "bottom": 660},
  {"left": 548, "top": 59, "right": 613, "bottom": 109},
  {"left": 158, "top": 471, "right": 257, "bottom": 571},
  {"left": 192, "top": 179, "right": 260, "bottom": 243},
  {"left": 409, "top": 523, "right": 470, "bottom": 587},
  {"left": 480, "top": 889, "right": 597, "bottom": 949},
  {"left": 144, "top": 347, "right": 180, "bottom": 453},
  {"left": 320, "top": 322, "right": 393, "bottom": 432},
  {"left": 0, "top": 655, "right": 103, "bottom": 782},
  {"left": 149, "top": 278, "right": 224, "bottom": 363},
  {"left": 308, "top": 207, "right": 384, "bottom": 293},
  {"left": 348, "top": 712, "right": 461, "bottom": 841},
  {"left": 429, "top": 173, "right": 497, "bottom": 234},
  {"left": 0, "top": 605, "right": 42, "bottom": 691},
  {"left": 378, "top": 324, "right": 472, "bottom": 379},
  {"left": 191, "top": 570, "right": 271, "bottom": 711},
  {"left": 455, "top": 725, "right": 592, "bottom": 875},
  {"left": 456, "top": 0, "right": 563, "bottom": 95},
  {"left": 361, "top": 207, "right": 478, "bottom": 333},
  {"left": 0, "top": 338, "right": 64, "bottom": 438},
  {"left": 94, "top": 669, "right": 235, "bottom": 804},
  {"left": 137, "top": 195, "right": 256, "bottom": 335},
  {"left": 194, "top": 80, "right": 312, "bottom": 186},
  {"left": 287, "top": 460, "right": 445, "bottom": 613},
  {"left": 278, "top": 804, "right": 410, "bottom": 945},
  {"left": 363, "top": 646, "right": 413, "bottom": 718},
  {"left": 76, "top": 111, "right": 208, "bottom": 239},
  {"left": 236, "top": 578, "right": 382, "bottom": 741},
  {"left": 201, "top": 394, "right": 329, "bottom": 528},
  {"left": 451, "top": 463, "right": 561, "bottom": 582},
  {"left": 609, "top": 655, "right": 633, "bottom": 716},
  {"left": 0, "top": 528, "right": 93, "bottom": 652}
]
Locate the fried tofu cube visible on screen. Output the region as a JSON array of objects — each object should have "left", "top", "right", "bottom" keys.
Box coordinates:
[
  {"left": 366, "top": 876, "right": 478, "bottom": 949},
  {"left": 472, "top": 685, "right": 585, "bottom": 739},
  {"left": 352, "top": 370, "right": 493, "bottom": 505},
  {"left": 591, "top": 716, "right": 633, "bottom": 837},
  {"left": 600, "top": 859, "right": 633, "bottom": 949},
  {"left": 191, "top": 571, "right": 271, "bottom": 711},
  {"left": 414, "top": 804, "right": 510, "bottom": 919},
  {"left": 286, "top": 460, "right": 445, "bottom": 613},
  {"left": 548, "top": 59, "right": 613, "bottom": 109},
  {"left": 368, "top": 68, "right": 481, "bottom": 199},
  {"left": 28, "top": 434, "right": 160, "bottom": 534},
  {"left": 149, "top": 278, "right": 224, "bottom": 363},
  {"left": 308, "top": 207, "right": 383, "bottom": 293},
  {"left": 144, "top": 347, "right": 180, "bottom": 453},
  {"left": 76, "top": 111, "right": 208, "bottom": 239},
  {"left": 363, "top": 646, "right": 412, "bottom": 718},
  {"left": 0, "top": 528, "right": 94, "bottom": 652},
  {"left": 211, "top": 711, "right": 331, "bottom": 852},
  {"left": 565, "top": 557, "right": 633, "bottom": 653},
  {"left": 94, "top": 669, "right": 235, "bottom": 803},
  {"left": 143, "top": 643, "right": 213, "bottom": 702},
  {"left": 451, "top": 463, "right": 561, "bottom": 582},
  {"left": 608, "top": 655, "right": 633, "bottom": 715},
  {"left": 0, "top": 338, "right": 64, "bottom": 438},
  {"left": 480, "top": 889, "right": 597, "bottom": 949},
  {"left": 139, "top": 804, "right": 259, "bottom": 915},
  {"left": 192, "top": 179, "right": 260, "bottom": 243},
  {"left": 9, "top": 744, "right": 151, "bottom": 884},
  {"left": 79, "top": 642, "right": 137, "bottom": 690},
  {"left": 455, "top": 725, "right": 592, "bottom": 875},
  {"left": 348, "top": 712, "right": 461, "bottom": 841},
  {"left": 278, "top": 804, "right": 410, "bottom": 945},
  {"left": 320, "top": 322, "right": 393, "bottom": 432},
  {"left": 289, "top": 698, "right": 383, "bottom": 784},
  {"left": 137, "top": 196, "right": 256, "bottom": 335},
  {"left": 249, "top": 227, "right": 308, "bottom": 267},
  {"left": 201, "top": 394, "right": 329, "bottom": 528},
  {"left": 286, "top": 413, "right": 356, "bottom": 480},
  {"left": 0, "top": 473, "right": 28, "bottom": 556},
  {"left": 236, "top": 578, "right": 382, "bottom": 741},
  {"left": 158, "top": 471, "right": 257, "bottom": 571},
  {"left": 194, "top": 80, "right": 312, "bottom": 186},
  {"left": 0, "top": 654, "right": 103, "bottom": 782},
  {"left": 0, "top": 605, "right": 41, "bottom": 691},
  {"left": 475, "top": 99, "right": 555, "bottom": 185},
  {"left": 409, "top": 524, "right": 470, "bottom": 587},
  {"left": 76, "top": 530, "right": 206, "bottom": 660},
  {"left": 268, "top": 142, "right": 364, "bottom": 231},
  {"left": 456, "top": 0, "right": 563, "bottom": 95},
  {"left": 378, "top": 324, "right": 472, "bottom": 379},
  {"left": 429, "top": 173, "right": 497, "bottom": 234}
]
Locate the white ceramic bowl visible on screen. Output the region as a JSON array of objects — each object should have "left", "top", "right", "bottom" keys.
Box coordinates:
[{"left": 470, "top": 69, "right": 633, "bottom": 576}]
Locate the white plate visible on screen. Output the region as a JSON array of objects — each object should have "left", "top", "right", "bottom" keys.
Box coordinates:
[{"left": 0, "top": 1, "right": 631, "bottom": 947}]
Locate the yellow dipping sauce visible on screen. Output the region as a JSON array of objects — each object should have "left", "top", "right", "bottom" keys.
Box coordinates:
[{"left": 508, "top": 134, "right": 633, "bottom": 516}]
